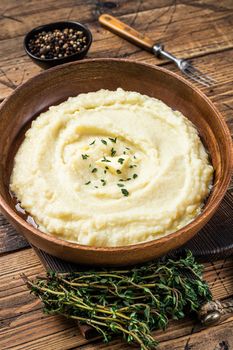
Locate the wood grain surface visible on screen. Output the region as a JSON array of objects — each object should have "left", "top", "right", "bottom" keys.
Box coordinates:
[{"left": 0, "top": 0, "right": 233, "bottom": 349}]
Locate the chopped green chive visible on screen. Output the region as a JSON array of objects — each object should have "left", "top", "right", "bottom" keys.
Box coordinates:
[
  {"left": 121, "top": 188, "right": 129, "bottom": 196},
  {"left": 95, "top": 186, "right": 98, "bottom": 188},
  {"left": 119, "top": 179, "right": 124, "bottom": 181},
  {"left": 116, "top": 170, "right": 122, "bottom": 174},
  {"left": 133, "top": 155, "right": 137, "bottom": 159},
  {"left": 92, "top": 168, "right": 97, "bottom": 173},
  {"left": 117, "top": 183, "right": 124, "bottom": 187},
  {"left": 89, "top": 140, "right": 95, "bottom": 145},
  {"left": 133, "top": 174, "right": 138, "bottom": 179},
  {"left": 125, "top": 147, "right": 130, "bottom": 150},
  {"left": 111, "top": 148, "right": 116, "bottom": 157},
  {"left": 123, "top": 151, "right": 126, "bottom": 155},
  {"left": 127, "top": 178, "right": 131, "bottom": 181},
  {"left": 108, "top": 137, "right": 117, "bottom": 143},
  {"left": 101, "top": 179, "right": 106, "bottom": 186},
  {"left": 85, "top": 181, "right": 91, "bottom": 185},
  {"left": 101, "top": 139, "right": 107, "bottom": 145},
  {"left": 104, "top": 170, "right": 107, "bottom": 174},
  {"left": 82, "top": 154, "right": 89, "bottom": 160},
  {"left": 118, "top": 158, "right": 124, "bottom": 164},
  {"left": 105, "top": 166, "right": 109, "bottom": 170}
]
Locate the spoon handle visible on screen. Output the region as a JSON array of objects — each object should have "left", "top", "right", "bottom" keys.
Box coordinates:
[{"left": 99, "top": 14, "right": 154, "bottom": 52}]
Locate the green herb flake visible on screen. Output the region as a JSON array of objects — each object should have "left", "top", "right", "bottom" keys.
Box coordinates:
[
  {"left": 108, "top": 137, "right": 117, "bottom": 143},
  {"left": 133, "top": 155, "right": 137, "bottom": 159},
  {"left": 116, "top": 170, "right": 122, "bottom": 174},
  {"left": 133, "top": 174, "right": 138, "bottom": 179},
  {"left": 89, "top": 140, "right": 95, "bottom": 145},
  {"left": 101, "top": 179, "right": 106, "bottom": 186},
  {"left": 127, "top": 178, "right": 131, "bottom": 181},
  {"left": 92, "top": 168, "right": 98, "bottom": 173},
  {"left": 125, "top": 147, "right": 130, "bottom": 150},
  {"left": 105, "top": 166, "right": 109, "bottom": 170},
  {"left": 121, "top": 188, "right": 129, "bottom": 196},
  {"left": 118, "top": 158, "right": 125, "bottom": 164},
  {"left": 101, "top": 139, "right": 107, "bottom": 145},
  {"left": 85, "top": 181, "right": 91, "bottom": 185},
  {"left": 111, "top": 148, "right": 116, "bottom": 157},
  {"left": 81, "top": 154, "right": 89, "bottom": 160},
  {"left": 117, "top": 183, "right": 124, "bottom": 187},
  {"left": 101, "top": 156, "right": 111, "bottom": 163}
]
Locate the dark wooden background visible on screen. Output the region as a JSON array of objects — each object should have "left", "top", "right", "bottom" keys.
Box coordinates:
[{"left": 0, "top": 1, "right": 233, "bottom": 349}]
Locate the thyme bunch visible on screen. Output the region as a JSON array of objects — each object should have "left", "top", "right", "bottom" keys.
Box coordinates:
[{"left": 24, "top": 251, "right": 211, "bottom": 349}]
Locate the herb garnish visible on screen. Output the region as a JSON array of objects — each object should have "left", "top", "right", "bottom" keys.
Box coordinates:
[
  {"left": 108, "top": 137, "right": 117, "bottom": 143},
  {"left": 118, "top": 158, "right": 125, "bottom": 164},
  {"left": 81, "top": 154, "right": 89, "bottom": 160},
  {"left": 121, "top": 188, "right": 129, "bottom": 196},
  {"left": 91, "top": 168, "right": 97, "bottom": 173},
  {"left": 129, "top": 165, "right": 137, "bottom": 169},
  {"left": 24, "top": 251, "right": 211, "bottom": 350},
  {"left": 125, "top": 147, "right": 130, "bottom": 150},
  {"left": 101, "top": 179, "right": 106, "bottom": 186},
  {"left": 116, "top": 170, "right": 122, "bottom": 174},
  {"left": 133, "top": 174, "right": 138, "bottom": 179},
  {"left": 89, "top": 140, "right": 95, "bottom": 145},
  {"left": 101, "top": 156, "right": 111, "bottom": 163},
  {"left": 85, "top": 181, "right": 91, "bottom": 185},
  {"left": 117, "top": 183, "right": 124, "bottom": 187},
  {"left": 101, "top": 139, "right": 107, "bottom": 145},
  {"left": 111, "top": 148, "right": 116, "bottom": 157}
]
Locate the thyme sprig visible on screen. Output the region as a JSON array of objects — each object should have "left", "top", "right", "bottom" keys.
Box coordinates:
[{"left": 24, "top": 252, "right": 211, "bottom": 350}]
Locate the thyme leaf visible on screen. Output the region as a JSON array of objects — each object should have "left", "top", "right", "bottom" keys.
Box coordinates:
[
  {"left": 25, "top": 252, "right": 211, "bottom": 350},
  {"left": 121, "top": 188, "right": 129, "bottom": 196},
  {"left": 118, "top": 158, "right": 125, "bottom": 164},
  {"left": 81, "top": 154, "right": 89, "bottom": 160},
  {"left": 108, "top": 137, "right": 117, "bottom": 143}
]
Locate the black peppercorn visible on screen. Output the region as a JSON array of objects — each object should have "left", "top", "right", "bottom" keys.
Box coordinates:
[{"left": 28, "top": 27, "right": 87, "bottom": 60}]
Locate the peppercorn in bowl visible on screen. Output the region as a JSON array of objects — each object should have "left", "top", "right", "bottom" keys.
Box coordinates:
[{"left": 24, "top": 21, "right": 92, "bottom": 68}]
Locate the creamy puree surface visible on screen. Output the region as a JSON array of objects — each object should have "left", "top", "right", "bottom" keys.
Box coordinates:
[{"left": 10, "top": 88, "right": 213, "bottom": 247}]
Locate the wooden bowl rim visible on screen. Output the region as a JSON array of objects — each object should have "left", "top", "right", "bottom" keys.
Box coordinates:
[{"left": 0, "top": 58, "right": 232, "bottom": 253}]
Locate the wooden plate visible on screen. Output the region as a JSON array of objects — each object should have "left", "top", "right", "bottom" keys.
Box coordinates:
[{"left": 0, "top": 59, "right": 232, "bottom": 266}]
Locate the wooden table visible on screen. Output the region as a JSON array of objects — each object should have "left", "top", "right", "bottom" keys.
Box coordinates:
[{"left": 0, "top": 1, "right": 233, "bottom": 349}]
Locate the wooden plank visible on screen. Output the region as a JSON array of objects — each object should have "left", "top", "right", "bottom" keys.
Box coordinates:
[
  {"left": 78, "top": 317, "right": 233, "bottom": 350},
  {"left": 0, "top": 248, "right": 233, "bottom": 349},
  {"left": 0, "top": 215, "right": 29, "bottom": 254},
  {"left": 0, "top": 2, "right": 232, "bottom": 61}
]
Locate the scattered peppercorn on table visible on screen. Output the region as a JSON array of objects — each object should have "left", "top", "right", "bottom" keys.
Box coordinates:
[{"left": 0, "top": 1, "right": 233, "bottom": 349}]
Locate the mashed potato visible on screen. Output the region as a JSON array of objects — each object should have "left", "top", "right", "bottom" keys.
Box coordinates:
[{"left": 10, "top": 88, "right": 213, "bottom": 246}]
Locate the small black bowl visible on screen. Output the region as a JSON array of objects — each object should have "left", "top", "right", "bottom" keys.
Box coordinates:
[{"left": 24, "top": 21, "right": 92, "bottom": 69}]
